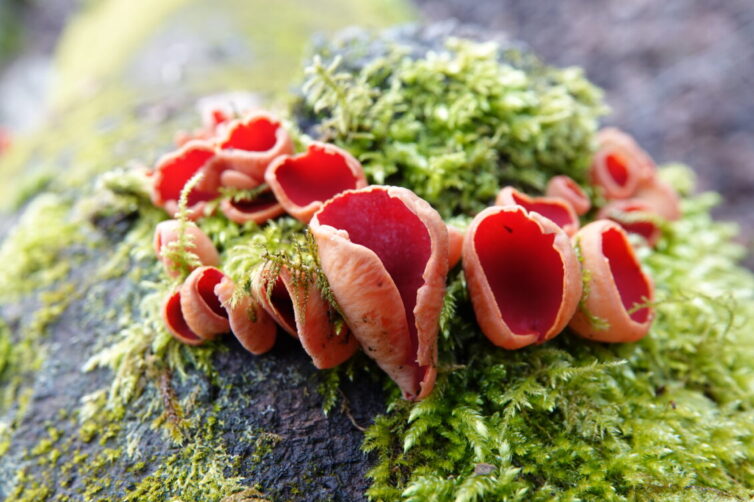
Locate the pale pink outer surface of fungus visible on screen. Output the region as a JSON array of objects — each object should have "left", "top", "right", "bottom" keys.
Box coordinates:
[
  {"left": 153, "top": 219, "right": 220, "bottom": 277},
  {"left": 214, "top": 276, "right": 276, "bottom": 355},
  {"left": 496, "top": 186, "right": 580, "bottom": 236},
  {"left": 546, "top": 175, "right": 591, "bottom": 216},
  {"left": 634, "top": 176, "right": 681, "bottom": 222},
  {"left": 447, "top": 225, "right": 465, "bottom": 269},
  {"left": 265, "top": 142, "right": 367, "bottom": 223},
  {"left": 252, "top": 264, "right": 359, "bottom": 369},
  {"left": 590, "top": 128, "right": 655, "bottom": 200},
  {"left": 179, "top": 266, "right": 230, "bottom": 340},
  {"left": 151, "top": 140, "right": 221, "bottom": 220},
  {"left": 215, "top": 111, "right": 294, "bottom": 181},
  {"left": 220, "top": 169, "right": 260, "bottom": 190},
  {"left": 463, "top": 206, "right": 582, "bottom": 350},
  {"left": 310, "top": 185, "right": 449, "bottom": 400},
  {"left": 569, "top": 220, "right": 654, "bottom": 343},
  {"left": 162, "top": 290, "right": 205, "bottom": 346},
  {"left": 597, "top": 200, "right": 662, "bottom": 247}
]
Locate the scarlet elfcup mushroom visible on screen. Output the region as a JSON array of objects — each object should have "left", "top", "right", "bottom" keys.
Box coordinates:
[
  {"left": 265, "top": 142, "right": 367, "bottom": 223},
  {"left": 215, "top": 112, "right": 294, "bottom": 181},
  {"left": 634, "top": 176, "right": 681, "bottom": 222},
  {"left": 546, "top": 175, "right": 591, "bottom": 216},
  {"left": 153, "top": 219, "right": 220, "bottom": 277},
  {"left": 569, "top": 220, "right": 654, "bottom": 343},
  {"left": 463, "top": 206, "right": 582, "bottom": 350},
  {"left": 162, "top": 290, "right": 205, "bottom": 346},
  {"left": 251, "top": 264, "right": 359, "bottom": 369},
  {"left": 310, "top": 186, "right": 448, "bottom": 400},
  {"left": 179, "top": 266, "right": 230, "bottom": 340},
  {"left": 590, "top": 128, "right": 655, "bottom": 200},
  {"left": 598, "top": 200, "right": 663, "bottom": 247},
  {"left": 151, "top": 140, "right": 221, "bottom": 220},
  {"left": 220, "top": 190, "right": 285, "bottom": 224},
  {"left": 214, "top": 275, "right": 276, "bottom": 355},
  {"left": 496, "top": 186, "right": 580, "bottom": 236}
]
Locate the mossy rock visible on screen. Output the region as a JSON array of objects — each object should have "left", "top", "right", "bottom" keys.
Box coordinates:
[{"left": 1, "top": 2, "right": 754, "bottom": 502}]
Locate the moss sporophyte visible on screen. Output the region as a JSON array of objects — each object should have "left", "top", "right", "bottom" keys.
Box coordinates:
[{"left": 2, "top": 27, "right": 754, "bottom": 502}]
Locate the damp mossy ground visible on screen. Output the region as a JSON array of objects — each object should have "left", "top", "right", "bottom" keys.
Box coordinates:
[{"left": 1, "top": 6, "right": 753, "bottom": 502}]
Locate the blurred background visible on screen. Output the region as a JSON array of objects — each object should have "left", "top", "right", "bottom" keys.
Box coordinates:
[{"left": 0, "top": 0, "right": 752, "bottom": 266}]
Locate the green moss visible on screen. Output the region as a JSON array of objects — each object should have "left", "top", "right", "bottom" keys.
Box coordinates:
[{"left": 299, "top": 36, "right": 606, "bottom": 218}]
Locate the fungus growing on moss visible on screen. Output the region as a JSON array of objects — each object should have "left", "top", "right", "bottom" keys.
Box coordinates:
[
  {"left": 463, "top": 205, "right": 582, "bottom": 350},
  {"left": 598, "top": 200, "right": 662, "bottom": 247},
  {"left": 590, "top": 128, "right": 654, "bottom": 200},
  {"left": 265, "top": 142, "right": 367, "bottom": 223},
  {"left": 634, "top": 176, "right": 681, "bottom": 222},
  {"left": 179, "top": 266, "right": 230, "bottom": 340},
  {"left": 153, "top": 219, "right": 219, "bottom": 277},
  {"left": 496, "top": 186, "right": 580, "bottom": 236},
  {"left": 162, "top": 291, "right": 204, "bottom": 346},
  {"left": 569, "top": 220, "right": 654, "bottom": 342},
  {"left": 219, "top": 190, "right": 285, "bottom": 224},
  {"left": 215, "top": 112, "right": 294, "bottom": 181},
  {"left": 151, "top": 140, "right": 220, "bottom": 219},
  {"left": 310, "top": 185, "right": 448, "bottom": 400},
  {"left": 546, "top": 175, "right": 591, "bottom": 215},
  {"left": 214, "top": 275, "right": 276, "bottom": 355},
  {"left": 252, "top": 263, "right": 359, "bottom": 369}
]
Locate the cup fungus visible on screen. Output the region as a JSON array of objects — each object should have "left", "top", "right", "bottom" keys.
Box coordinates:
[
  {"left": 153, "top": 219, "right": 220, "bottom": 277},
  {"left": 598, "top": 200, "right": 662, "bottom": 247},
  {"left": 634, "top": 176, "right": 681, "bottom": 222},
  {"left": 219, "top": 190, "right": 285, "bottom": 224},
  {"left": 463, "top": 206, "right": 582, "bottom": 350},
  {"left": 162, "top": 290, "right": 205, "bottom": 346},
  {"left": 151, "top": 140, "right": 221, "bottom": 219},
  {"left": 569, "top": 220, "right": 654, "bottom": 343},
  {"left": 215, "top": 275, "right": 276, "bottom": 355},
  {"left": 265, "top": 142, "right": 367, "bottom": 223},
  {"left": 179, "top": 266, "right": 230, "bottom": 340},
  {"left": 590, "top": 128, "right": 655, "bottom": 200},
  {"left": 546, "top": 175, "right": 591, "bottom": 216},
  {"left": 252, "top": 263, "right": 359, "bottom": 369},
  {"left": 220, "top": 169, "right": 261, "bottom": 190},
  {"left": 215, "top": 112, "right": 294, "bottom": 181},
  {"left": 496, "top": 186, "right": 580, "bottom": 236},
  {"left": 310, "top": 185, "right": 448, "bottom": 400}
]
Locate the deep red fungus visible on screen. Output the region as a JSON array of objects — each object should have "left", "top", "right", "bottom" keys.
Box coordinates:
[
  {"left": 463, "top": 206, "right": 581, "bottom": 350},
  {"left": 310, "top": 186, "right": 448, "bottom": 400},
  {"left": 266, "top": 142, "right": 367, "bottom": 223},
  {"left": 496, "top": 186, "right": 579, "bottom": 236},
  {"left": 569, "top": 220, "right": 654, "bottom": 343}
]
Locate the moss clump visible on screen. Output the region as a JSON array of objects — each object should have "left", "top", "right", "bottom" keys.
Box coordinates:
[{"left": 298, "top": 32, "right": 606, "bottom": 218}]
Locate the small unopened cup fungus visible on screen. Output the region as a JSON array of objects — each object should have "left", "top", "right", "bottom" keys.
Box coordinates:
[
  {"left": 310, "top": 186, "right": 449, "bottom": 400},
  {"left": 463, "top": 206, "right": 582, "bottom": 350},
  {"left": 265, "top": 142, "right": 367, "bottom": 223},
  {"left": 546, "top": 175, "right": 591, "bottom": 216},
  {"left": 153, "top": 219, "right": 220, "bottom": 277},
  {"left": 569, "top": 220, "right": 654, "bottom": 343},
  {"left": 496, "top": 186, "right": 580, "bottom": 236}
]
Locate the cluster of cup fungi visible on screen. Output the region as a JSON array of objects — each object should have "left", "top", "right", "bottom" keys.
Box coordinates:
[{"left": 149, "top": 103, "right": 680, "bottom": 401}]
